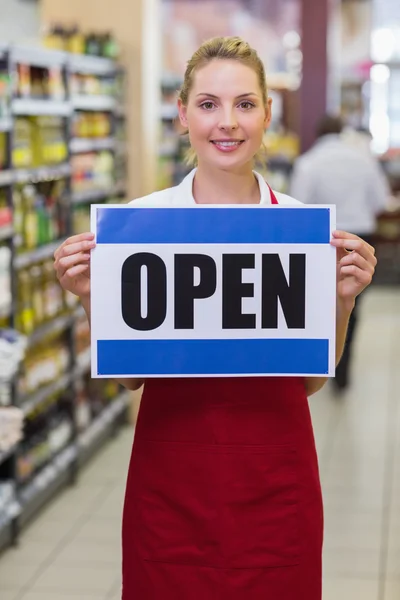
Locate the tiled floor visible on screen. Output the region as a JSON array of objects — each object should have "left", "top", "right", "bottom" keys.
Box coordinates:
[{"left": 0, "top": 287, "right": 399, "bottom": 599}]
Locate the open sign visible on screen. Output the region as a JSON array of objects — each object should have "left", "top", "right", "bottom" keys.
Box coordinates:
[{"left": 90, "top": 205, "right": 336, "bottom": 378}]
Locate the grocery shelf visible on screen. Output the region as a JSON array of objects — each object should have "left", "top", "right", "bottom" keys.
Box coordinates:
[
  {"left": 0, "top": 170, "right": 14, "bottom": 186},
  {"left": 19, "top": 444, "right": 77, "bottom": 527},
  {"left": 0, "top": 302, "right": 11, "bottom": 319},
  {"left": 0, "top": 443, "right": 19, "bottom": 466},
  {"left": 114, "top": 104, "right": 126, "bottom": 118},
  {"left": 161, "top": 103, "right": 178, "bottom": 120},
  {"left": 0, "top": 43, "right": 128, "bottom": 553},
  {"left": 68, "top": 54, "right": 116, "bottom": 76},
  {"left": 71, "top": 186, "right": 119, "bottom": 204},
  {"left": 12, "top": 98, "right": 71, "bottom": 117},
  {"left": 71, "top": 94, "right": 116, "bottom": 112},
  {"left": 11, "top": 46, "right": 67, "bottom": 69},
  {"left": 0, "top": 118, "right": 12, "bottom": 133},
  {"left": 28, "top": 313, "right": 74, "bottom": 349},
  {"left": 0, "top": 224, "right": 13, "bottom": 241},
  {"left": 14, "top": 163, "right": 71, "bottom": 184},
  {"left": 75, "top": 347, "right": 91, "bottom": 378},
  {"left": 14, "top": 238, "right": 66, "bottom": 270},
  {"left": 70, "top": 137, "right": 116, "bottom": 153},
  {"left": 0, "top": 500, "right": 20, "bottom": 538},
  {"left": 18, "top": 373, "right": 72, "bottom": 417},
  {"left": 78, "top": 392, "right": 129, "bottom": 465}
]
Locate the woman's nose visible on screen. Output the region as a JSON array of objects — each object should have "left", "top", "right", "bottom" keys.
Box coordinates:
[{"left": 218, "top": 110, "right": 238, "bottom": 130}]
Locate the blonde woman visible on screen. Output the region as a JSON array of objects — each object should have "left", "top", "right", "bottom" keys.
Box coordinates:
[{"left": 54, "top": 37, "right": 376, "bottom": 599}]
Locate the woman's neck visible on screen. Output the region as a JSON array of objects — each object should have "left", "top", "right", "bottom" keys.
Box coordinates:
[{"left": 192, "top": 163, "right": 260, "bottom": 205}]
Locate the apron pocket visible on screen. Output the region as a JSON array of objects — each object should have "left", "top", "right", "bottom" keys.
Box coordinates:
[
  {"left": 132, "top": 440, "right": 222, "bottom": 567},
  {"left": 132, "top": 440, "right": 299, "bottom": 569},
  {"left": 219, "top": 444, "right": 299, "bottom": 568}
]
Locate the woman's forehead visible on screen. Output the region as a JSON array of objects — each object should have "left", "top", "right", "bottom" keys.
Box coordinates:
[{"left": 192, "top": 60, "right": 260, "bottom": 94}]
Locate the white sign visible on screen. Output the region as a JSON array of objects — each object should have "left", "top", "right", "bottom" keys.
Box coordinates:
[{"left": 90, "top": 204, "right": 336, "bottom": 378}]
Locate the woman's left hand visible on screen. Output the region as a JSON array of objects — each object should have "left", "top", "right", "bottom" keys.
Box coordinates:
[{"left": 330, "top": 230, "right": 377, "bottom": 311}]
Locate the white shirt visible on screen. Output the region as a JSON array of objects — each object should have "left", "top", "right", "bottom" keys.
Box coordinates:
[
  {"left": 290, "top": 134, "right": 389, "bottom": 235},
  {"left": 130, "top": 169, "right": 302, "bottom": 207}
]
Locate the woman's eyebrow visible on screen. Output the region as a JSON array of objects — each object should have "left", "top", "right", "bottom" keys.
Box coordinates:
[{"left": 195, "top": 92, "right": 259, "bottom": 98}]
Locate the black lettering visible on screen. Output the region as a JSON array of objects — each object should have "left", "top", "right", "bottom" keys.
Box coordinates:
[
  {"left": 175, "top": 254, "right": 217, "bottom": 329},
  {"left": 223, "top": 254, "right": 256, "bottom": 329},
  {"left": 262, "top": 254, "right": 306, "bottom": 329},
  {"left": 121, "top": 253, "right": 167, "bottom": 330}
]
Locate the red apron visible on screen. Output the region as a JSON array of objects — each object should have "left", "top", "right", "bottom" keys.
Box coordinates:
[{"left": 122, "top": 189, "right": 324, "bottom": 599}]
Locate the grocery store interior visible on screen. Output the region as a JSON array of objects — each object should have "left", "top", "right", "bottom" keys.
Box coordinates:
[{"left": 0, "top": 0, "right": 399, "bottom": 599}]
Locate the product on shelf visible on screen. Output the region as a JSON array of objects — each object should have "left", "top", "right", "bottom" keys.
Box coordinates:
[
  {"left": 0, "top": 245, "right": 11, "bottom": 321},
  {"left": 14, "top": 180, "right": 67, "bottom": 254},
  {"left": 17, "top": 392, "right": 73, "bottom": 484},
  {"left": 15, "top": 63, "right": 65, "bottom": 101},
  {"left": 70, "top": 73, "right": 117, "bottom": 97},
  {"left": 13, "top": 118, "right": 33, "bottom": 168},
  {"left": 0, "top": 190, "right": 12, "bottom": 228},
  {"left": 13, "top": 117, "right": 68, "bottom": 169},
  {"left": 75, "top": 313, "right": 90, "bottom": 355},
  {"left": 17, "top": 333, "right": 70, "bottom": 397},
  {"left": 75, "top": 373, "right": 121, "bottom": 433},
  {"left": 72, "top": 111, "right": 112, "bottom": 138},
  {"left": 15, "top": 258, "right": 71, "bottom": 336},
  {"left": 0, "top": 132, "right": 7, "bottom": 170},
  {"left": 0, "top": 407, "right": 24, "bottom": 452},
  {"left": 0, "top": 70, "right": 11, "bottom": 120},
  {"left": 0, "top": 481, "right": 18, "bottom": 519},
  {"left": 43, "top": 24, "right": 120, "bottom": 59},
  {"left": 71, "top": 150, "right": 115, "bottom": 192}
]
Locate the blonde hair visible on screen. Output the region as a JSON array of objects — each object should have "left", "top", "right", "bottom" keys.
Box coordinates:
[{"left": 178, "top": 36, "right": 269, "bottom": 166}]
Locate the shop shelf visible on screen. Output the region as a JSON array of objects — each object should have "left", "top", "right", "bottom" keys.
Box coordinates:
[
  {"left": 0, "top": 171, "right": 14, "bottom": 187},
  {"left": 71, "top": 186, "right": 119, "bottom": 204},
  {"left": 68, "top": 54, "right": 116, "bottom": 76},
  {"left": 18, "top": 373, "right": 72, "bottom": 417},
  {"left": 114, "top": 104, "right": 126, "bottom": 118},
  {"left": 19, "top": 444, "right": 77, "bottom": 525},
  {"left": 14, "top": 238, "right": 66, "bottom": 270},
  {"left": 0, "top": 224, "right": 13, "bottom": 241},
  {"left": 14, "top": 163, "right": 71, "bottom": 184},
  {"left": 75, "top": 347, "right": 91, "bottom": 378},
  {"left": 78, "top": 392, "right": 129, "bottom": 464},
  {"left": 70, "top": 137, "right": 116, "bottom": 153},
  {"left": 0, "top": 118, "right": 12, "bottom": 133},
  {"left": 0, "top": 443, "right": 19, "bottom": 466},
  {"left": 0, "top": 302, "right": 11, "bottom": 319},
  {"left": 11, "top": 46, "right": 67, "bottom": 69},
  {"left": 71, "top": 95, "right": 116, "bottom": 112},
  {"left": 12, "top": 99, "right": 71, "bottom": 117},
  {"left": 28, "top": 314, "right": 74, "bottom": 349},
  {"left": 0, "top": 500, "right": 20, "bottom": 536},
  {"left": 161, "top": 103, "right": 178, "bottom": 120}
]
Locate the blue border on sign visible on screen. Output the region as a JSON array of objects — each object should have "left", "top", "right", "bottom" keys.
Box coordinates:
[
  {"left": 97, "top": 338, "right": 329, "bottom": 376},
  {"left": 96, "top": 207, "right": 330, "bottom": 245}
]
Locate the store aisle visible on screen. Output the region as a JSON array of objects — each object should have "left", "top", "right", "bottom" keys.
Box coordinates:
[{"left": 0, "top": 287, "right": 399, "bottom": 600}]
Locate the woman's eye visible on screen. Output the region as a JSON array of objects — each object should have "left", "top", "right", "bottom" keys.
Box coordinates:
[
  {"left": 239, "top": 101, "right": 255, "bottom": 110},
  {"left": 200, "top": 101, "right": 215, "bottom": 110}
]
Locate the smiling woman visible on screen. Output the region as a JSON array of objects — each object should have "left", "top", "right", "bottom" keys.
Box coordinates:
[
  {"left": 177, "top": 36, "right": 271, "bottom": 171},
  {"left": 53, "top": 35, "right": 377, "bottom": 600}
]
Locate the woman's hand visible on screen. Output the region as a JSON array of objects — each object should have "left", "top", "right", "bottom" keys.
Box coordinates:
[
  {"left": 54, "top": 233, "right": 96, "bottom": 299},
  {"left": 330, "top": 231, "right": 377, "bottom": 311}
]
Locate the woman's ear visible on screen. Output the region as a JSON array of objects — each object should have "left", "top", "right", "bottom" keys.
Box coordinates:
[
  {"left": 264, "top": 97, "right": 273, "bottom": 130},
  {"left": 177, "top": 98, "right": 188, "bottom": 129}
]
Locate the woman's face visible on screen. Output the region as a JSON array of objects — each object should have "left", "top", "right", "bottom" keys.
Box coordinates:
[{"left": 178, "top": 59, "right": 272, "bottom": 171}]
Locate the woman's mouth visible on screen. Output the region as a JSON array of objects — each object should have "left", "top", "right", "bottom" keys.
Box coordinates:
[{"left": 210, "top": 140, "right": 245, "bottom": 152}]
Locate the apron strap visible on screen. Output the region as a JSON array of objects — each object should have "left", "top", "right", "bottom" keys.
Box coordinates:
[{"left": 267, "top": 185, "right": 279, "bottom": 205}]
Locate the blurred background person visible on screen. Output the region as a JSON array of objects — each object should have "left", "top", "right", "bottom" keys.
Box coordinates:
[{"left": 290, "top": 114, "right": 389, "bottom": 392}]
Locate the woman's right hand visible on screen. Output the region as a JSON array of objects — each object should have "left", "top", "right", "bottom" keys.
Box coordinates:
[{"left": 54, "top": 233, "right": 96, "bottom": 299}]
